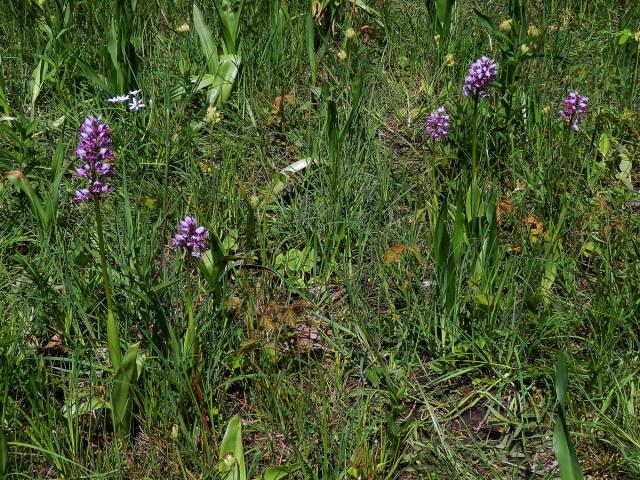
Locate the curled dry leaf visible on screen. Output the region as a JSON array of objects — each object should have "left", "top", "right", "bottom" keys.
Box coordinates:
[
  {"left": 267, "top": 93, "right": 294, "bottom": 125},
  {"left": 226, "top": 296, "right": 243, "bottom": 312},
  {"left": 496, "top": 197, "right": 514, "bottom": 224},
  {"left": 385, "top": 244, "right": 405, "bottom": 264},
  {"left": 295, "top": 321, "right": 333, "bottom": 353},
  {"left": 360, "top": 25, "right": 372, "bottom": 43},
  {"left": 525, "top": 214, "right": 544, "bottom": 242},
  {"left": 40, "top": 333, "right": 67, "bottom": 354}
]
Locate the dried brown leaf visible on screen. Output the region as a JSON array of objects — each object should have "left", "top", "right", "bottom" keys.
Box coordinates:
[{"left": 385, "top": 244, "right": 405, "bottom": 264}]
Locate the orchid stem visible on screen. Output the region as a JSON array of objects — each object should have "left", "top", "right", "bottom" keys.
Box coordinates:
[{"left": 94, "top": 197, "right": 121, "bottom": 371}]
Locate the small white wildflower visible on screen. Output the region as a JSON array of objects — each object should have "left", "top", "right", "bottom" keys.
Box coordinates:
[
  {"left": 127, "top": 89, "right": 141, "bottom": 96},
  {"left": 107, "top": 95, "right": 129, "bottom": 103},
  {"left": 128, "top": 98, "right": 145, "bottom": 111}
]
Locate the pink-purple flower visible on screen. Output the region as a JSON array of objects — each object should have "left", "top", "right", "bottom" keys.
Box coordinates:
[
  {"left": 172, "top": 216, "right": 209, "bottom": 258},
  {"left": 425, "top": 106, "right": 449, "bottom": 141},
  {"left": 463, "top": 56, "right": 497, "bottom": 99},
  {"left": 558, "top": 91, "right": 588, "bottom": 131},
  {"left": 74, "top": 115, "right": 114, "bottom": 201}
]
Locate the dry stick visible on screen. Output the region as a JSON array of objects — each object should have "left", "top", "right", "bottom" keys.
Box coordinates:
[
  {"left": 155, "top": 0, "right": 170, "bottom": 29},
  {"left": 192, "top": 368, "right": 212, "bottom": 450}
]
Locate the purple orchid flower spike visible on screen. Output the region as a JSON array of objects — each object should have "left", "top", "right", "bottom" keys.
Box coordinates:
[
  {"left": 559, "top": 91, "right": 588, "bottom": 131},
  {"left": 463, "top": 56, "right": 497, "bottom": 99},
  {"left": 172, "top": 216, "right": 209, "bottom": 258},
  {"left": 74, "top": 115, "right": 114, "bottom": 201},
  {"left": 425, "top": 106, "right": 449, "bottom": 141}
]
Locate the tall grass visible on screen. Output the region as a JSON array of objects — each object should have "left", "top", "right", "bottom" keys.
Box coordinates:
[{"left": 0, "top": 0, "right": 639, "bottom": 478}]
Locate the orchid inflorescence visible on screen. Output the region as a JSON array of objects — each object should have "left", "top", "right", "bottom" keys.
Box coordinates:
[
  {"left": 558, "top": 91, "right": 589, "bottom": 131},
  {"left": 74, "top": 115, "right": 114, "bottom": 201},
  {"left": 425, "top": 106, "right": 449, "bottom": 141},
  {"left": 172, "top": 216, "right": 209, "bottom": 258},
  {"left": 463, "top": 56, "right": 497, "bottom": 99}
]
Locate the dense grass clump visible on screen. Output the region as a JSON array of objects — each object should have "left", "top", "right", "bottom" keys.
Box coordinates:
[{"left": 1, "top": 0, "right": 639, "bottom": 478}]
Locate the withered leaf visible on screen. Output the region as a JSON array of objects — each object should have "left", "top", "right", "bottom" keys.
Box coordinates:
[
  {"left": 384, "top": 244, "right": 405, "bottom": 264},
  {"left": 496, "top": 197, "right": 514, "bottom": 224}
]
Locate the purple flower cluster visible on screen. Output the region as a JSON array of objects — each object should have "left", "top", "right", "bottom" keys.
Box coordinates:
[
  {"left": 463, "top": 56, "right": 497, "bottom": 99},
  {"left": 558, "top": 91, "right": 588, "bottom": 131},
  {"left": 74, "top": 116, "right": 114, "bottom": 201},
  {"left": 425, "top": 106, "right": 449, "bottom": 141},
  {"left": 172, "top": 216, "right": 209, "bottom": 258}
]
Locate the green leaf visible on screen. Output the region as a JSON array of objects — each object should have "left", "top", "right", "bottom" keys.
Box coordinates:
[
  {"left": 5, "top": 171, "right": 46, "bottom": 233},
  {"left": 305, "top": 11, "right": 316, "bottom": 84},
  {"left": 554, "top": 412, "right": 583, "bottom": 480},
  {"left": 615, "top": 29, "right": 634, "bottom": 45},
  {"left": 0, "top": 426, "right": 7, "bottom": 476},
  {"left": 63, "top": 397, "right": 108, "bottom": 419},
  {"left": 473, "top": 8, "right": 510, "bottom": 43},
  {"left": 340, "top": 74, "right": 364, "bottom": 143},
  {"left": 193, "top": 3, "right": 220, "bottom": 73},
  {"left": 465, "top": 183, "right": 484, "bottom": 222},
  {"left": 79, "top": 61, "right": 110, "bottom": 93},
  {"left": 598, "top": 133, "right": 610, "bottom": 157},
  {"left": 452, "top": 192, "right": 465, "bottom": 264},
  {"left": 258, "top": 465, "right": 301, "bottom": 480},
  {"left": 616, "top": 155, "right": 633, "bottom": 189},
  {"left": 111, "top": 343, "right": 141, "bottom": 436},
  {"left": 30, "top": 58, "right": 48, "bottom": 112},
  {"left": 213, "top": 55, "right": 240, "bottom": 105},
  {"left": 44, "top": 136, "right": 66, "bottom": 230},
  {"left": 555, "top": 351, "right": 569, "bottom": 409},
  {"left": 214, "top": 0, "right": 244, "bottom": 55},
  {"left": 218, "top": 415, "right": 246, "bottom": 480},
  {"left": 554, "top": 351, "right": 583, "bottom": 480},
  {"left": 0, "top": 54, "right": 9, "bottom": 115}
]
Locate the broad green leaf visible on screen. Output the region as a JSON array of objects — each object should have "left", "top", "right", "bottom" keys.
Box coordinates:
[
  {"left": 106, "top": 308, "right": 121, "bottom": 372},
  {"left": 208, "top": 55, "right": 240, "bottom": 105},
  {"left": 354, "top": 0, "right": 384, "bottom": 27},
  {"left": 554, "top": 351, "right": 583, "bottom": 480},
  {"left": 63, "top": 397, "right": 108, "bottom": 419},
  {"left": 5, "top": 171, "right": 46, "bottom": 232},
  {"left": 616, "top": 156, "right": 633, "bottom": 189},
  {"left": 598, "top": 133, "right": 610, "bottom": 157},
  {"left": 452, "top": 193, "right": 465, "bottom": 264},
  {"left": 340, "top": 74, "right": 363, "bottom": 142},
  {"left": 554, "top": 412, "right": 584, "bottom": 480},
  {"left": 258, "top": 465, "right": 301, "bottom": 480},
  {"left": 111, "top": 343, "right": 140, "bottom": 435},
  {"left": 305, "top": 11, "right": 316, "bottom": 84},
  {"left": 79, "top": 61, "right": 109, "bottom": 93},
  {"left": 465, "top": 183, "right": 483, "bottom": 222},
  {"left": 218, "top": 415, "right": 246, "bottom": 480},
  {"left": 44, "top": 136, "right": 66, "bottom": 230},
  {"left": 473, "top": 8, "right": 510, "bottom": 43},
  {"left": 30, "top": 58, "right": 48, "bottom": 112},
  {"left": 193, "top": 3, "right": 219, "bottom": 73},
  {"left": 214, "top": 0, "right": 244, "bottom": 55},
  {"left": 0, "top": 427, "right": 7, "bottom": 476},
  {"left": 555, "top": 351, "right": 569, "bottom": 408},
  {"left": 0, "top": 54, "right": 9, "bottom": 115}
]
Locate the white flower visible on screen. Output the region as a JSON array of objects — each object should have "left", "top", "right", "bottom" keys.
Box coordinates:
[
  {"left": 128, "top": 98, "right": 145, "bottom": 111},
  {"left": 107, "top": 94, "right": 129, "bottom": 103},
  {"left": 127, "top": 89, "right": 141, "bottom": 96}
]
